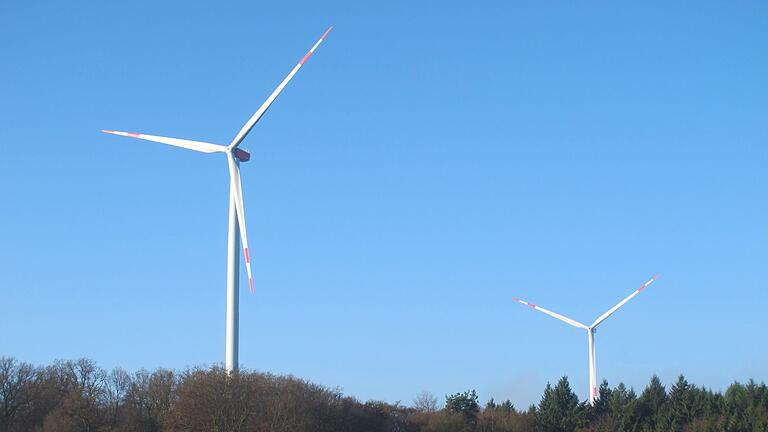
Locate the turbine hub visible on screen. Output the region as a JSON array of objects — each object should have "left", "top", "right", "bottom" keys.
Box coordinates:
[{"left": 233, "top": 148, "right": 251, "bottom": 162}]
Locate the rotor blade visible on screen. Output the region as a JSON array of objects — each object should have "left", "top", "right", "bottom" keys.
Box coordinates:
[
  {"left": 226, "top": 155, "right": 254, "bottom": 293},
  {"left": 228, "top": 26, "right": 333, "bottom": 149},
  {"left": 102, "top": 130, "right": 227, "bottom": 154},
  {"left": 513, "top": 297, "right": 588, "bottom": 329},
  {"left": 590, "top": 275, "right": 659, "bottom": 328}
]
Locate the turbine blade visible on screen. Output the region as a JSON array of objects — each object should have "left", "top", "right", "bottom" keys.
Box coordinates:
[
  {"left": 227, "top": 155, "right": 254, "bottom": 293},
  {"left": 590, "top": 275, "right": 659, "bottom": 328},
  {"left": 513, "top": 297, "right": 588, "bottom": 329},
  {"left": 102, "top": 130, "right": 227, "bottom": 154},
  {"left": 228, "top": 26, "right": 333, "bottom": 149}
]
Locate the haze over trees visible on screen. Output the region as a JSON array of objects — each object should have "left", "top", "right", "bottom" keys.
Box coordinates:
[{"left": 1, "top": 356, "right": 767, "bottom": 432}]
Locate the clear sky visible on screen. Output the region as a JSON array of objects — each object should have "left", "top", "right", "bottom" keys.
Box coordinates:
[{"left": 1, "top": 0, "right": 766, "bottom": 408}]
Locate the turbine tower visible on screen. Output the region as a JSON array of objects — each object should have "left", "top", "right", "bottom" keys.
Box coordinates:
[
  {"left": 102, "top": 27, "right": 333, "bottom": 373},
  {"left": 513, "top": 275, "right": 659, "bottom": 405}
]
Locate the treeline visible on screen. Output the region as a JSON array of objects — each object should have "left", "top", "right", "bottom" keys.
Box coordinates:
[{"left": 1, "top": 357, "right": 767, "bottom": 432}]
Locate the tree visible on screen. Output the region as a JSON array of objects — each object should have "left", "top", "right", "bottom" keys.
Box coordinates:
[
  {"left": 105, "top": 367, "right": 130, "bottom": 428},
  {"left": 668, "top": 374, "right": 695, "bottom": 431},
  {"left": 165, "top": 366, "right": 251, "bottom": 432},
  {"left": 536, "top": 377, "right": 583, "bottom": 432},
  {"left": 6, "top": 356, "right": 768, "bottom": 432},
  {"left": 607, "top": 383, "right": 637, "bottom": 432},
  {"left": 499, "top": 400, "right": 515, "bottom": 413},
  {"left": 124, "top": 368, "right": 175, "bottom": 431},
  {"left": 637, "top": 375, "right": 667, "bottom": 431},
  {"left": 414, "top": 391, "right": 439, "bottom": 413},
  {"left": 59, "top": 358, "right": 108, "bottom": 432},
  {"left": 585, "top": 380, "right": 611, "bottom": 422},
  {"left": 487, "top": 398, "right": 498, "bottom": 410},
  {"left": 445, "top": 389, "right": 480, "bottom": 424},
  {"left": 0, "top": 357, "right": 36, "bottom": 432},
  {"left": 722, "top": 380, "right": 768, "bottom": 432},
  {"left": 478, "top": 400, "right": 528, "bottom": 432},
  {"left": 425, "top": 411, "right": 471, "bottom": 432}
]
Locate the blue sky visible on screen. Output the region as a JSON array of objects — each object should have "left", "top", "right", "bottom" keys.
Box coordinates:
[{"left": 1, "top": 0, "right": 766, "bottom": 407}]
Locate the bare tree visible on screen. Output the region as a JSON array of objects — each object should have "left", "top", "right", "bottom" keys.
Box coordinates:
[
  {"left": 413, "top": 391, "right": 439, "bottom": 413},
  {"left": 0, "top": 357, "right": 36, "bottom": 431},
  {"left": 166, "top": 366, "right": 257, "bottom": 432},
  {"left": 105, "top": 367, "right": 130, "bottom": 428},
  {"left": 61, "top": 358, "right": 108, "bottom": 432},
  {"left": 123, "top": 368, "right": 175, "bottom": 431}
]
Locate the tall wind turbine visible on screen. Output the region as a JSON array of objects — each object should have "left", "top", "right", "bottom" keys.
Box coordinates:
[
  {"left": 513, "top": 275, "right": 659, "bottom": 405},
  {"left": 102, "top": 27, "right": 333, "bottom": 373}
]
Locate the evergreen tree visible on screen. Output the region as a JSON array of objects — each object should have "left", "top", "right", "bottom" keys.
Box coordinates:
[
  {"left": 608, "top": 383, "right": 638, "bottom": 432},
  {"left": 637, "top": 375, "right": 667, "bottom": 431},
  {"left": 668, "top": 374, "right": 695, "bottom": 431},
  {"left": 536, "top": 377, "right": 582, "bottom": 432},
  {"left": 486, "top": 398, "right": 497, "bottom": 410},
  {"left": 725, "top": 382, "right": 751, "bottom": 432},
  {"left": 499, "top": 400, "right": 515, "bottom": 413},
  {"left": 590, "top": 380, "right": 612, "bottom": 420},
  {"left": 724, "top": 380, "right": 768, "bottom": 432},
  {"left": 445, "top": 389, "right": 480, "bottom": 424}
]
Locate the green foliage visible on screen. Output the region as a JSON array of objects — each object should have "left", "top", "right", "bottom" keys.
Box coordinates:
[
  {"left": 585, "top": 380, "right": 611, "bottom": 422},
  {"left": 445, "top": 390, "right": 480, "bottom": 423},
  {"left": 500, "top": 400, "right": 515, "bottom": 413},
  {"left": 637, "top": 374, "right": 668, "bottom": 431},
  {"left": 485, "top": 398, "right": 514, "bottom": 413},
  {"left": 723, "top": 380, "right": 768, "bottom": 432},
  {"left": 536, "top": 377, "right": 583, "bottom": 432},
  {"left": 668, "top": 374, "right": 695, "bottom": 431},
  {"left": 607, "top": 382, "right": 638, "bottom": 431}
]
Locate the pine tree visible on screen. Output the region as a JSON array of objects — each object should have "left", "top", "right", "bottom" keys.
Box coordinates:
[
  {"left": 637, "top": 375, "right": 667, "bottom": 431},
  {"left": 445, "top": 389, "right": 480, "bottom": 424},
  {"left": 725, "top": 382, "right": 750, "bottom": 432},
  {"left": 724, "top": 380, "right": 768, "bottom": 432},
  {"left": 536, "top": 377, "right": 582, "bottom": 432},
  {"left": 499, "top": 400, "right": 515, "bottom": 413},
  {"left": 668, "top": 374, "right": 695, "bottom": 431},
  {"left": 486, "top": 398, "right": 497, "bottom": 410},
  {"left": 591, "top": 380, "right": 612, "bottom": 419},
  {"left": 608, "top": 382, "right": 638, "bottom": 432}
]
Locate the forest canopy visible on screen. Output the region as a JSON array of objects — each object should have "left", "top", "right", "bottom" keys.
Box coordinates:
[{"left": 1, "top": 356, "right": 766, "bottom": 432}]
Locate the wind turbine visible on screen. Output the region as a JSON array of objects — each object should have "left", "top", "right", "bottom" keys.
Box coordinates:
[
  {"left": 513, "top": 275, "right": 659, "bottom": 405},
  {"left": 102, "top": 27, "right": 333, "bottom": 373}
]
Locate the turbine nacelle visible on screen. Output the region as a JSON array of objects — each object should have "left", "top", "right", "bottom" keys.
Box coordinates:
[
  {"left": 102, "top": 25, "right": 333, "bottom": 374},
  {"left": 233, "top": 148, "right": 251, "bottom": 162}
]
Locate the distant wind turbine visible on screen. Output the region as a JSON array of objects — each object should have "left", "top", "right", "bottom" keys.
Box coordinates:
[
  {"left": 102, "top": 27, "right": 333, "bottom": 373},
  {"left": 513, "top": 275, "right": 659, "bottom": 405}
]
